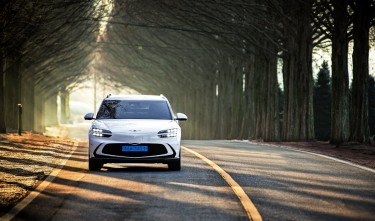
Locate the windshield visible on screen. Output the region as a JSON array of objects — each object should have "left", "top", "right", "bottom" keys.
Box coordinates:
[{"left": 96, "top": 100, "right": 173, "bottom": 120}]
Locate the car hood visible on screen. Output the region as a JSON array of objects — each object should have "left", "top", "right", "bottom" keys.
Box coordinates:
[{"left": 93, "top": 119, "right": 178, "bottom": 134}]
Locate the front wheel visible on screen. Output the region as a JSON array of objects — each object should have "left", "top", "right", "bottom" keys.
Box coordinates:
[
  {"left": 88, "top": 159, "right": 103, "bottom": 171},
  {"left": 168, "top": 158, "right": 181, "bottom": 171}
]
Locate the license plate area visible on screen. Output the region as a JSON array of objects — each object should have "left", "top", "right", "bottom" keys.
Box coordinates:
[{"left": 122, "top": 145, "right": 148, "bottom": 152}]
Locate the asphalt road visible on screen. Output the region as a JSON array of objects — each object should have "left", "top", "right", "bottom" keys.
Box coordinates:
[
  {"left": 5, "top": 140, "right": 375, "bottom": 221},
  {"left": 184, "top": 141, "right": 375, "bottom": 221}
]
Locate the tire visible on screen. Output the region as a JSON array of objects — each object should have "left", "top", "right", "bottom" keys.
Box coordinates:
[
  {"left": 168, "top": 158, "right": 181, "bottom": 171},
  {"left": 88, "top": 159, "right": 103, "bottom": 171}
]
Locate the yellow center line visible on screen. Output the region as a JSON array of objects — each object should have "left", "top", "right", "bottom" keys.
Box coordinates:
[{"left": 182, "top": 146, "right": 263, "bottom": 221}]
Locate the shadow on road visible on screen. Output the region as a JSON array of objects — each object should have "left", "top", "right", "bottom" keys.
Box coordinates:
[
  {"left": 103, "top": 165, "right": 169, "bottom": 172},
  {"left": 11, "top": 141, "right": 248, "bottom": 221}
]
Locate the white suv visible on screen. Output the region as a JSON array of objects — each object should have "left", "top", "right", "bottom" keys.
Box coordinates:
[{"left": 84, "top": 95, "right": 187, "bottom": 171}]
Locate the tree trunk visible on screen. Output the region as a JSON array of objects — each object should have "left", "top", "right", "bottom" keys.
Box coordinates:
[
  {"left": 4, "top": 57, "right": 21, "bottom": 130},
  {"left": 330, "top": 0, "right": 350, "bottom": 145},
  {"left": 253, "top": 54, "right": 266, "bottom": 140},
  {"left": 205, "top": 79, "right": 216, "bottom": 139},
  {"left": 282, "top": 0, "right": 314, "bottom": 141},
  {"left": 44, "top": 90, "right": 58, "bottom": 127},
  {"left": 22, "top": 75, "right": 35, "bottom": 131},
  {"left": 218, "top": 62, "right": 228, "bottom": 138},
  {"left": 246, "top": 53, "right": 256, "bottom": 140},
  {"left": 349, "top": 0, "right": 372, "bottom": 143},
  {"left": 212, "top": 70, "right": 219, "bottom": 139},
  {"left": 0, "top": 50, "right": 5, "bottom": 133},
  {"left": 239, "top": 57, "right": 252, "bottom": 139},
  {"left": 228, "top": 57, "right": 243, "bottom": 139},
  {"left": 264, "top": 52, "right": 280, "bottom": 141},
  {"left": 59, "top": 90, "right": 70, "bottom": 124},
  {"left": 34, "top": 87, "right": 45, "bottom": 133}
]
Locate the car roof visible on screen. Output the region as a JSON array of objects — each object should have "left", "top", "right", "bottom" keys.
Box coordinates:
[{"left": 104, "top": 95, "right": 168, "bottom": 101}]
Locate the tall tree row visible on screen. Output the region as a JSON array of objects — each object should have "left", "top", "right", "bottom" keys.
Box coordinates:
[
  {"left": 314, "top": 0, "right": 375, "bottom": 144},
  {"left": 1, "top": 0, "right": 374, "bottom": 143},
  {"left": 102, "top": 0, "right": 283, "bottom": 140},
  {"left": 0, "top": 0, "right": 107, "bottom": 133}
]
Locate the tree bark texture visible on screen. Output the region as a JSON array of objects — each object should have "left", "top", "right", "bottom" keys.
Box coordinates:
[
  {"left": 59, "top": 91, "right": 68, "bottom": 124},
  {"left": 44, "top": 90, "right": 58, "bottom": 127},
  {"left": 22, "top": 75, "right": 35, "bottom": 131},
  {"left": 264, "top": 53, "right": 280, "bottom": 141},
  {"left": 33, "top": 87, "right": 45, "bottom": 133},
  {"left": 282, "top": 0, "right": 315, "bottom": 141},
  {"left": 246, "top": 54, "right": 256, "bottom": 140},
  {"left": 0, "top": 50, "right": 5, "bottom": 133},
  {"left": 4, "top": 57, "right": 21, "bottom": 130},
  {"left": 350, "top": 0, "right": 372, "bottom": 142},
  {"left": 239, "top": 57, "right": 252, "bottom": 139},
  {"left": 331, "top": 0, "right": 350, "bottom": 145}
]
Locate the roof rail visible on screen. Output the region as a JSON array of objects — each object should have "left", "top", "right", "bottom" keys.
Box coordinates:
[{"left": 106, "top": 94, "right": 112, "bottom": 98}]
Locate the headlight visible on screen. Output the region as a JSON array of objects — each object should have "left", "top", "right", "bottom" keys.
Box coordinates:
[
  {"left": 158, "top": 128, "right": 178, "bottom": 138},
  {"left": 92, "top": 128, "right": 112, "bottom": 137}
]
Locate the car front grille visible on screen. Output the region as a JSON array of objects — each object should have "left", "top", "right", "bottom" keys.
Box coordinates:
[{"left": 101, "top": 143, "right": 168, "bottom": 157}]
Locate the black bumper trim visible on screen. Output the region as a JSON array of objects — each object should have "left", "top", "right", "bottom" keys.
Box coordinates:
[{"left": 89, "top": 157, "right": 179, "bottom": 164}]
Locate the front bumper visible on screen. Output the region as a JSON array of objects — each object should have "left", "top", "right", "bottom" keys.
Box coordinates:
[{"left": 88, "top": 130, "right": 181, "bottom": 164}]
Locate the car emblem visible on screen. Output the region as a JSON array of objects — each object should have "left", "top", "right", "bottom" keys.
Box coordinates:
[{"left": 129, "top": 129, "right": 141, "bottom": 132}]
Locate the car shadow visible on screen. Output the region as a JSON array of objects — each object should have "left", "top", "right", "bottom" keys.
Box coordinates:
[{"left": 102, "top": 164, "right": 169, "bottom": 172}]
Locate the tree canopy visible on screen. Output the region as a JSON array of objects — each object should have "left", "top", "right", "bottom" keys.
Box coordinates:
[{"left": 0, "top": 0, "right": 374, "bottom": 143}]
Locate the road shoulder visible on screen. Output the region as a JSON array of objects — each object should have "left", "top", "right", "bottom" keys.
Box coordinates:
[{"left": 0, "top": 133, "right": 76, "bottom": 217}]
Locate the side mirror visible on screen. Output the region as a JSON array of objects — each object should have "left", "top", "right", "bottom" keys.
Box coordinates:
[
  {"left": 84, "top": 113, "right": 95, "bottom": 120},
  {"left": 175, "top": 113, "right": 188, "bottom": 121}
]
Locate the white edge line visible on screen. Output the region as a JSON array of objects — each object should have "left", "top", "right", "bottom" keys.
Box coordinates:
[
  {"left": 247, "top": 141, "right": 375, "bottom": 174},
  {"left": 1, "top": 141, "right": 79, "bottom": 221}
]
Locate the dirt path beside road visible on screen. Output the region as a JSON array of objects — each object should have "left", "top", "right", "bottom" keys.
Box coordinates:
[{"left": 0, "top": 133, "right": 75, "bottom": 216}]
